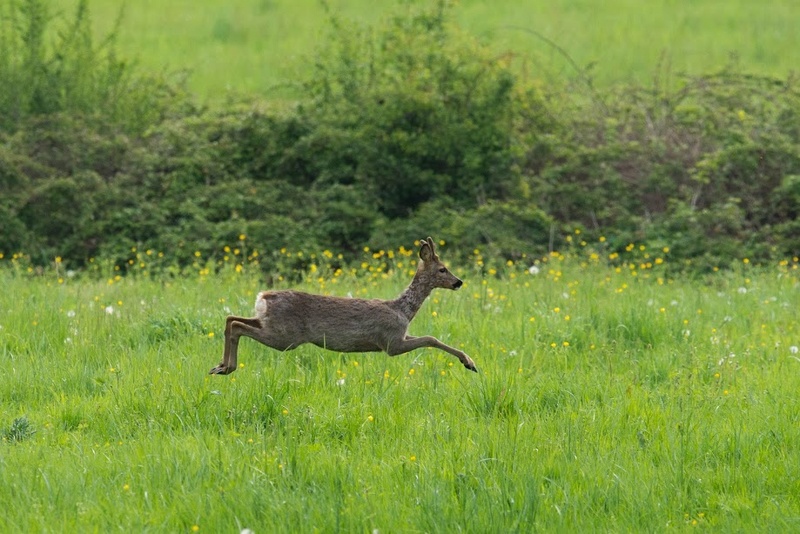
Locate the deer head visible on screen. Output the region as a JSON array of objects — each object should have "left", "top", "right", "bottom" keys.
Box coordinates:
[{"left": 418, "top": 237, "right": 462, "bottom": 290}]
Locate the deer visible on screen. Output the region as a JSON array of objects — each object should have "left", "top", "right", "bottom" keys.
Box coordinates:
[{"left": 210, "top": 237, "right": 477, "bottom": 375}]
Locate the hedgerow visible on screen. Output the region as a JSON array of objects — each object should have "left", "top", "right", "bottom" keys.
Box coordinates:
[{"left": 1, "top": 0, "right": 798, "bottom": 271}]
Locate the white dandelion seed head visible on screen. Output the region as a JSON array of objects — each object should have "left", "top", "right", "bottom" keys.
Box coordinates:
[
  {"left": 790, "top": 346, "right": 799, "bottom": 354},
  {"left": 67, "top": 310, "right": 76, "bottom": 318},
  {"left": 528, "top": 265, "right": 540, "bottom": 275},
  {"left": 336, "top": 378, "right": 346, "bottom": 386},
  {"left": 738, "top": 287, "right": 747, "bottom": 294},
  {"left": 104, "top": 305, "right": 115, "bottom": 315}
]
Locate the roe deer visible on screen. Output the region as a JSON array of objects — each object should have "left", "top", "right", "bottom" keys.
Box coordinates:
[{"left": 210, "top": 237, "right": 477, "bottom": 375}]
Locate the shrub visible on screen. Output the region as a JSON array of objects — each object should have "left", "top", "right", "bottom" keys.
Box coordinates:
[
  {"left": 0, "top": 0, "right": 188, "bottom": 135},
  {"left": 1, "top": 2, "right": 799, "bottom": 272},
  {"left": 304, "top": 1, "right": 521, "bottom": 218},
  {"left": 522, "top": 65, "right": 800, "bottom": 261},
  {"left": 371, "top": 199, "right": 553, "bottom": 264},
  {"left": 0, "top": 144, "right": 32, "bottom": 254}
]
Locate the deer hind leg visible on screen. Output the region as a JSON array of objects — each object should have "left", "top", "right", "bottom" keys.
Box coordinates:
[
  {"left": 386, "top": 335, "right": 478, "bottom": 372},
  {"left": 210, "top": 316, "right": 264, "bottom": 375}
]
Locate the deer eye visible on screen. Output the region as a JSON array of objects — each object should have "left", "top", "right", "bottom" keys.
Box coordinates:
[{"left": 438, "top": 267, "right": 447, "bottom": 273}]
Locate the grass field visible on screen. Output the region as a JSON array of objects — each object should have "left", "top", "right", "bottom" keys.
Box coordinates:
[
  {"left": 61, "top": 0, "right": 800, "bottom": 99},
  {"left": 2, "top": 241, "right": 800, "bottom": 531}
]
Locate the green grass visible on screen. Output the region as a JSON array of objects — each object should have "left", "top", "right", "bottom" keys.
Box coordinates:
[
  {"left": 2, "top": 245, "right": 800, "bottom": 531},
  {"left": 61, "top": 0, "right": 800, "bottom": 99}
]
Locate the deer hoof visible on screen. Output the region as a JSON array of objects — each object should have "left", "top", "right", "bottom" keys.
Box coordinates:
[
  {"left": 464, "top": 360, "right": 478, "bottom": 373},
  {"left": 209, "top": 365, "right": 234, "bottom": 375}
]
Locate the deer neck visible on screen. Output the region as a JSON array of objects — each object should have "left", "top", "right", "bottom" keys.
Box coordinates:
[{"left": 391, "top": 272, "right": 432, "bottom": 321}]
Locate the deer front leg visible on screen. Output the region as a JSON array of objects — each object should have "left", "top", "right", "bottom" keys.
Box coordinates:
[
  {"left": 210, "top": 316, "right": 263, "bottom": 375},
  {"left": 387, "top": 335, "right": 478, "bottom": 372}
]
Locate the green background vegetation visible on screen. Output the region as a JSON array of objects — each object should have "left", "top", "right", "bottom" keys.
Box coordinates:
[
  {"left": 2, "top": 1, "right": 800, "bottom": 530},
  {"left": 1, "top": 0, "right": 799, "bottom": 273}
]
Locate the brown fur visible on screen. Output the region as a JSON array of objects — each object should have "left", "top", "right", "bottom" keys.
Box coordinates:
[{"left": 210, "top": 237, "right": 477, "bottom": 375}]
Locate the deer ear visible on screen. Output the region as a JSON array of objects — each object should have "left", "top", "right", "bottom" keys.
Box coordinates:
[
  {"left": 422, "top": 237, "right": 439, "bottom": 261},
  {"left": 419, "top": 239, "right": 433, "bottom": 261}
]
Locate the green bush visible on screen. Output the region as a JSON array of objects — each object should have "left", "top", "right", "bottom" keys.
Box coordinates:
[
  {"left": 0, "top": 0, "right": 188, "bottom": 135},
  {"left": 1, "top": 2, "right": 799, "bottom": 272},
  {"left": 303, "top": 1, "right": 521, "bottom": 218},
  {"left": 523, "top": 66, "right": 800, "bottom": 261},
  {"left": 0, "top": 144, "right": 32, "bottom": 253},
  {"left": 371, "top": 198, "right": 553, "bottom": 265},
  {"left": 17, "top": 172, "right": 104, "bottom": 261}
]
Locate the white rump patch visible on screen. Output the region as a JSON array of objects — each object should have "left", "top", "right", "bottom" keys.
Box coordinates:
[{"left": 254, "top": 292, "right": 268, "bottom": 315}]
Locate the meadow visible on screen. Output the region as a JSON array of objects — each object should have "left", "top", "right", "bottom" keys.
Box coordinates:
[
  {"left": 3, "top": 1, "right": 800, "bottom": 531},
  {"left": 2, "top": 239, "right": 800, "bottom": 531},
  {"left": 64, "top": 0, "right": 800, "bottom": 99}
]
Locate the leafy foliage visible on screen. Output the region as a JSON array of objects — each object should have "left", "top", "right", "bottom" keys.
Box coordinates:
[
  {"left": 305, "top": 3, "right": 520, "bottom": 217},
  {"left": 0, "top": 1, "right": 798, "bottom": 271},
  {"left": 0, "top": 0, "right": 189, "bottom": 135}
]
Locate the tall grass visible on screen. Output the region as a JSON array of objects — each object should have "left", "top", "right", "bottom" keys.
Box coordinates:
[
  {"left": 2, "top": 242, "right": 799, "bottom": 531},
  {"left": 62, "top": 0, "right": 800, "bottom": 99}
]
